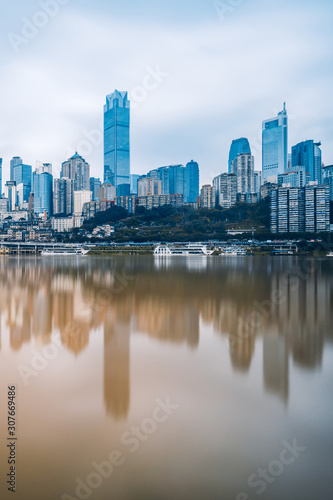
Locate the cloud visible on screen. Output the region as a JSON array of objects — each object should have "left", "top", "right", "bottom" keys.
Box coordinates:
[{"left": 0, "top": 0, "right": 332, "bottom": 187}]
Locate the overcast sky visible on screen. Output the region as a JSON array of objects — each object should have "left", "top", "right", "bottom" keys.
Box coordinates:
[{"left": 0, "top": 0, "right": 332, "bottom": 186}]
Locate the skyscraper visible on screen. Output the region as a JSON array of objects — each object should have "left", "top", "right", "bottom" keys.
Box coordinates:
[
  {"left": 228, "top": 138, "right": 251, "bottom": 173},
  {"left": 130, "top": 174, "right": 141, "bottom": 195},
  {"left": 213, "top": 173, "right": 237, "bottom": 208},
  {"left": 185, "top": 161, "right": 199, "bottom": 203},
  {"left": 33, "top": 163, "right": 53, "bottom": 218},
  {"left": 291, "top": 140, "right": 322, "bottom": 184},
  {"left": 90, "top": 177, "right": 102, "bottom": 201},
  {"left": 262, "top": 103, "right": 288, "bottom": 180},
  {"left": 104, "top": 90, "right": 130, "bottom": 190},
  {"left": 13, "top": 163, "right": 32, "bottom": 203},
  {"left": 54, "top": 178, "right": 75, "bottom": 215},
  {"left": 61, "top": 153, "right": 90, "bottom": 191},
  {"left": 5, "top": 181, "right": 17, "bottom": 211},
  {"left": 322, "top": 165, "right": 333, "bottom": 200},
  {"left": 200, "top": 185, "right": 216, "bottom": 209},
  {"left": 10, "top": 157, "right": 22, "bottom": 182},
  {"left": 231, "top": 153, "right": 254, "bottom": 196}
]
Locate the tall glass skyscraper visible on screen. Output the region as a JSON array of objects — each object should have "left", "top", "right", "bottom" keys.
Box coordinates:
[
  {"left": 262, "top": 104, "right": 288, "bottom": 180},
  {"left": 10, "top": 157, "right": 22, "bottom": 182},
  {"left": 291, "top": 140, "right": 322, "bottom": 184},
  {"left": 13, "top": 163, "right": 32, "bottom": 203},
  {"left": 104, "top": 90, "right": 130, "bottom": 190},
  {"left": 185, "top": 161, "right": 199, "bottom": 203},
  {"left": 33, "top": 163, "right": 53, "bottom": 218},
  {"left": 228, "top": 138, "right": 251, "bottom": 173}
]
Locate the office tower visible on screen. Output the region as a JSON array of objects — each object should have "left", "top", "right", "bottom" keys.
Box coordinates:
[
  {"left": 228, "top": 138, "right": 251, "bottom": 173},
  {"left": 13, "top": 162, "right": 32, "bottom": 203},
  {"left": 130, "top": 174, "right": 141, "bottom": 195},
  {"left": 200, "top": 185, "right": 216, "bottom": 209},
  {"left": 97, "top": 183, "right": 116, "bottom": 201},
  {"left": 147, "top": 165, "right": 186, "bottom": 196},
  {"left": 74, "top": 190, "right": 92, "bottom": 216},
  {"left": 291, "top": 140, "right": 322, "bottom": 184},
  {"left": 104, "top": 90, "right": 130, "bottom": 190},
  {"left": 278, "top": 166, "right": 310, "bottom": 188},
  {"left": 322, "top": 165, "right": 333, "bottom": 200},
  {"left": 90, "top": 177, "right": 101, "bottom": 201},
  {"left": 253, "top": 171, "right": 262, "bottom": 198},
  {"left": 262, "top": 103, "right": 288, "bottom": 180},
  {"left": 5, "top": 181, "right": 17, "bottom": 211},
  {"left": 213, "top": 173, "right": 237, "bottom": 208},
  {"left": 33, "top": 163, "right": 53, "bottom": 218},
  {"left": 61, "top": 153, "right": 90, "bottom": 191},
  {"left": 0, "top": 158, "right": 2, "bottom": 198},
  {"left": 271, "top": 185, "right": 329, "bottom": 233},
  {"left": 10, "top": 157, "right": 22, "bottom": 182},
  {"left": 185, "top": 160, "right": 199, "bottom": 203},
  {"left": 54, "top": 177, "right": 75, "bottom": 215},
  {"left": 231, "top": 153, "right": 254, "bottom": 196},
  {"left": 138, "top": 177, "right": 162, "bottom": 197}
]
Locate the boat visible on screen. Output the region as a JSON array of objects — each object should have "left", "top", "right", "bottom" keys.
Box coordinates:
[
  {"left": 154, "top": 243, "right": 214, "bottom": 256},
  {"left": 220, "top": 247, "right": 247, "bottom": 256},
  {"left": 327, "top": 252, "right": 333, "bottom": 257},
  {"left": 41, "top": 247, "right": 89, "bottom": 256}
]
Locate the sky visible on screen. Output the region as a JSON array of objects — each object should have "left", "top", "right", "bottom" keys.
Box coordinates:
[{"left": 0, "top": 0, "right": 333, "bottom": 186}]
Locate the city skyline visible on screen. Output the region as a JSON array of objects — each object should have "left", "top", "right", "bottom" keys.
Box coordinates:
[{"left": 0, "top": 0, "right": 333, "bottom": 185}]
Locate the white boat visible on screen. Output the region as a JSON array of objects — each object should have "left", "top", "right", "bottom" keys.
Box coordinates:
[
  {"left": 41, "top": 247, "right": 89, "bottom": 256},
  {"left": 327, "top": 252, "right": 333, "bottom": 257},
  {"left": 220, "top": 247, "right": 247, "bottom": 256},
  {"left": 154, "top": 243, "right": 214, "bottom": 256}
]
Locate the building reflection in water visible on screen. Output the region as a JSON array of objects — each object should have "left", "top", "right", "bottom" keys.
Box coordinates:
[{"left": 0, "top": 256, "right": 332, "bottom": 414}]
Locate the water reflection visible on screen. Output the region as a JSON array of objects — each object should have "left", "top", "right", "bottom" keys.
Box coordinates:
[{"left": 0, "top": 256, "right": 332, "bottom": 417}]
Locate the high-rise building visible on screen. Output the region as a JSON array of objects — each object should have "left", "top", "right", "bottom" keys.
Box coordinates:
[
  {"left": 61, "top": 153, "right": 90, "bottom": 191},
  {"left": 5, "top": 181, "right": 17, "bottom": 211},
  {"left": 200, "top": 185, "right": 216, "bottom": 209},
  {"left": 104, "top": 90, "right": 130, "bottom": 190},
  {"left": 90, "top": 177, "right": 101, "bottom": 201},
  {"left": 54, "top": 177, "right": 75, "bottom": 215},
  {"left": 98, "top": 183, "right": 116, "bottom": 201},
  {"left": 185, "top": 161, "right": 199, "bottom": 203},
  {"left": 147, "top": 165, "right": 185, "bottom": 196},
  {"left": 33, "top": 163, "right": 53, "bottom": 218},
  {"left": 138, "top": 177, "right": 162, "bottom": 197},
  {"left": 74, "top": 190, "right": 92, "bottom": 216},
  {"left": 271, "top": 185, "right": 329, "bottom": 233},
  {"left": 322, "top": 165, "right": 333, "bottom": 200},
  {"left": 213, "top": 173, "right": 237, "bottom": 208},
  {"left": 130, "top": 174, "right": 141, "bottom": 195},
  {"left": 228, "top": 138, "right": 251, "bottom": 173},
  {"left": 253, "top": 171, "right": 262, "bottom": 198},
  {"left": 10, "top": 157, "right": 22, "bottom": 182},
  {"left": 262, "top": 103, "right": 288, "bottom": 180},
  {"left": 231, "top": 153, "right": 254, "bottom": 196},
  {"left": 291, "top": 140, "right": 322, "bottom": 184},
  {"left": 13, "top": 162, "right": 32, "bottom": 203}
]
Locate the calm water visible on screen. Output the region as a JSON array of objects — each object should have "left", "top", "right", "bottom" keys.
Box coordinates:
[{"left": 0, "top": 255, "right": 332, "bottom": 500}]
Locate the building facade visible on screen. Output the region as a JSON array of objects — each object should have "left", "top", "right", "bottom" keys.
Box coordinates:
[
  {"left": 262, "top": 103, "right": 288, "bottom": 180},
  {"left": 322, "top": 165, "right": 333, "bottom": 200},
  {"left": 271, "top": 185, "right": 329, "bottom": 233},
  {"left": 138, "top": 177, "right": 162, "bottom": 197},
  {"left": 61, "top": 153, "right": 90, "bottom": 191},
  {"left": 228, "top": 138, "right": 251, "bottom": 173},
  {"left": 74, "top": 190, "right": 92, "bottom": 216},
  {"left": 213, "top": 173, "right": 237, "bottom": 208},
  {"left": 53, "top": 177, "right": 74, "bottom": 216},
  {"left": 291, "top": 140, "right": 322, "bottom": 184},
  {"left": 33, "top": 164, "right": 53, "bottom": 218},
  {"left": 104, "top": 90, "right": 130, "bottom": 190},
  {"left": 230, "top": 153, "right": 254, "bottom": 196},
  {"left": 185, "top": 161, "right": 199, "bottom": 203},
  {"left": 200, "top": 185, "right": 216, "bottom": 209},
  {"left": 90, "top": 177, "right": 102, "bottom": 201}
]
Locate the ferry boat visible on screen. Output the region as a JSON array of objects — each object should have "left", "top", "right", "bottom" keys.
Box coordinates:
[
  {"left": 41, "top": 247, "right": 89, "bottom": 256},
  {"left": 154, "top": 243, "right": 214, "bottom": 256},
  {"left": 327, "top": 252, "right": 333, "bottom": 257}
]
